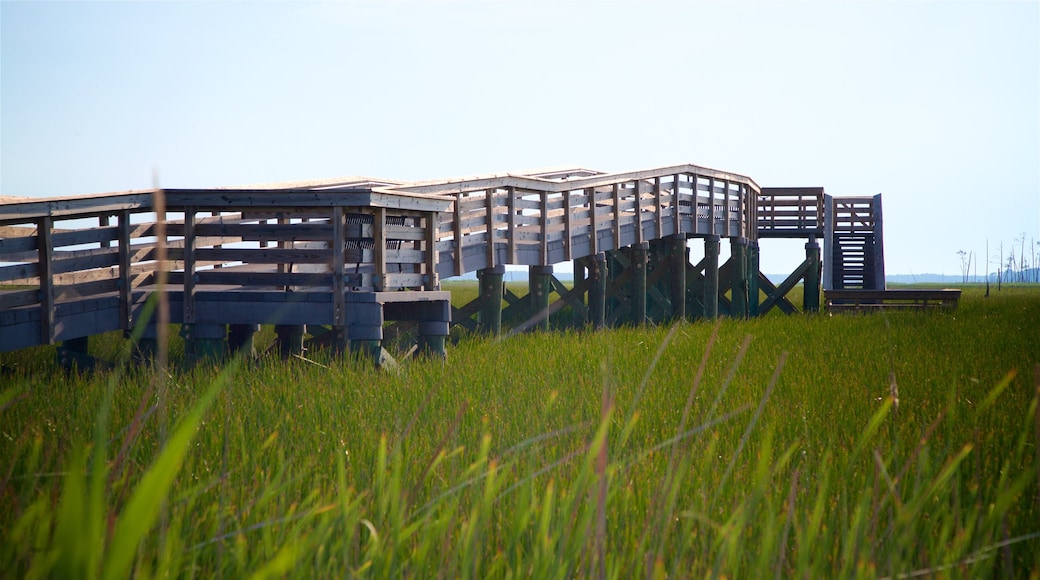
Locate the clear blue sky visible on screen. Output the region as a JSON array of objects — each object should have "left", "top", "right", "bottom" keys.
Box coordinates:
[{"left": 2, "top": 0, "right": 1038, "bottom": 276}]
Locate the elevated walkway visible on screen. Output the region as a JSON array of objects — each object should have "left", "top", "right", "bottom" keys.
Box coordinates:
[{"left": 0, "top": 163, "right": 889, "bottom": 365}]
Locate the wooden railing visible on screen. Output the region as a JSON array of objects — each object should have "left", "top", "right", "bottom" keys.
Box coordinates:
[
  {"left": 0, "top": 189, "right": 451, "bottom": 348},
  {"left": 1, "top": 164, "right": 760, "bottom": 350},
  {"left": 387, "top": 164, "right": 760, "bottom": 277},
  {"left": 757, "top": 187, "right": 825, "bottom": 238}
]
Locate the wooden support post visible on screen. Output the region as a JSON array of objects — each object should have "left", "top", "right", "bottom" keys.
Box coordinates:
[
  {"left": 748, "top": 241, "right": 760, "bottom": 317},
  {"left": 276, "top": 324, "right": 306, "bottom": 359},
  {"left": 703, "top": 235, "right": 720, "bottom": 320},
  {"left": 572, "top": 258, "right": 586, "bottom": 327},
  {"left": 529, "top": 265, "right": 553, "bottom": 332},
  {"left": 417, "top": 333, "right": 446, "bottom": 359},
  {"left": 670, "top": 235, "right": 687, "bottom": 321},
  {"left": 453, "top": 193, "right": 464, "bottom": 277},
  {"left": 133, "top": 323, "right": 159, "bottom": 363},
  {"left": 417, "top": 302, "right": 450, "bottom": 358},
  {"left": 730, "top": 238, "right": 748, "bottom": 319},
  {"left": 38, "top": 216, "right": 55, "bottom": 345},
  {"left": 57, "top": 336, "right": 91, "bottom": 372},
  {"left": 228, "top": 324, "right": 260, "bottom": 356},
  {"left": 184, "top": 324, "right": 226, "bottom": 367},
  {"left": 589, "top": 253, "right": 607, "bottom": 329},
  {"left": 804, "top": 237, "right": 821, "bottom": 312},
  {"left": 871, "top": 193, "right": 886, "bottom": 290},
  {"left": 347, "top": 302, "right": 384, "bottom": 364},
  {"left": 630, "top": 242, "right": 648, "bottom": 326},
  {"left": 477, "top": 264, "right": 505, "bottom": 336}
]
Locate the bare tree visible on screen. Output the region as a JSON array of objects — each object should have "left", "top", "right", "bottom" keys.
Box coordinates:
[{"left": 985, "top": 239, "right": 990, "bottom": 296}]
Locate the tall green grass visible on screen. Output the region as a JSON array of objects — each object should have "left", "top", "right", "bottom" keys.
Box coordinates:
[{"left": 1, "top": 286, "right": 1038, "bottom": 576}]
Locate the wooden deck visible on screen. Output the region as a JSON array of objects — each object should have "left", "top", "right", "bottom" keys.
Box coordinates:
[
  {"left": 0, "top": 164, "right": 766, "bottom": 355},
  {"left": 2, "top": 163, "right": 916, "bottom": 358}
]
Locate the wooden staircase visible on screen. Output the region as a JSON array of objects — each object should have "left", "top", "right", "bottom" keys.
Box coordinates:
[{"left": 823, "top": 194, "right": 885, "bottom": 290}]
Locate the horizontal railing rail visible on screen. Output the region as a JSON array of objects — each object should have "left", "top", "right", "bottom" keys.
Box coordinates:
[{"left": 757, "top": 187, "right": 825, "bottom": 238}]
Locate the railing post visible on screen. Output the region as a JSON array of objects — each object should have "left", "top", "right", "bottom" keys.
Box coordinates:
[
  {"left": 485, "top": 189, "right": 496, "bottom": 269},
  {"left": 183, "top": 207, "right": 197, "bottom": 327},
  {"left": 373, "top": 207, "right": 386, "bottom": 291},
  {"left": 332, "top": 206, "right": 347, "bottom": 352},
  {"left": 563, "top": 189, "right": 573, "bottom": 261},
  {"left": 453, "top": 193, "right": 463, "bottom": 277},
  {"left": 587, "top": 187, "right": 598, "bottom": 256},
  {"left": 653, "top": 177, "right": 663, "bottom": 238},
  {"left": 425, "top": 211, "right": 440, "bottom": 291},
  {"left": 118, "top": 210, "right": 132, "bottom": 333},
  {"left": 506, "top": 187, "right": 517, "bottom": 264},
  {"left": 38, "top": 216, "right": 55, "bottom": 345},
  {"left": 703, "top": 235, "right": 720, "bottom": 319},
  {"left": 539, "top": 191, "right": 549, "bottom": 266}
]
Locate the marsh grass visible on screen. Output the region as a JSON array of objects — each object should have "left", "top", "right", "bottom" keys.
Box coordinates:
[{"left": 1, "top": 286, "right": 1038, "bottom": 576}]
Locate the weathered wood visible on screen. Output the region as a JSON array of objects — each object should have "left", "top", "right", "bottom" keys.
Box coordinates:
[
  {"left": 825, "top": 289, "right": 960, "bottom": 312},
  {"left": 38, "top": 216, "right": 55, "bottom": 344},
  {"left": 183, "top": 208, "right": 197, "bottom": 325},
  {"left": 703, "top": 235, "right": 720, "bottom": 319},
  {"left": 332, "top": 206, "right": 346, "bottom": 348},
  {"left": 730, "top": 238, "right": 748, "bottom": 319},
  {"left": 804, "top": 239, "right": 821, "bottom": 312},
  {"left": 528, "top": 265, "right": 553, "bottom": 332},
  {"left": 748, "top": 241, "right": 760, "bottom": 317},
  {"left": 117, "top": 211, "right": 132, "bottom": 331},
  {"left": 760, "top": 260, "right": 810, "bottom": 316},
  {"left": 477, "top": 265, "right": 505, "bottom": 336},
  {"left": 872, "top": 193, "right": 886, "bottom": 289}
]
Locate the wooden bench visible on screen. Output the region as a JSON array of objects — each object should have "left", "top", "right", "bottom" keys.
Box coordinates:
[{"left": 824, "top": 289, "right": 962, "bottom": 313}]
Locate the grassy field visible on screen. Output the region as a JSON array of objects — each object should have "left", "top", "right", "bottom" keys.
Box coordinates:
[{"left": 1, "top": 285, "right": 1038, "bottom": 577}]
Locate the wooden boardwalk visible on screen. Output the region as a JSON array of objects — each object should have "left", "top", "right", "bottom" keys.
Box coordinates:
[{"left": 0, "top": 163, "right": 885, "bottom": 362}]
